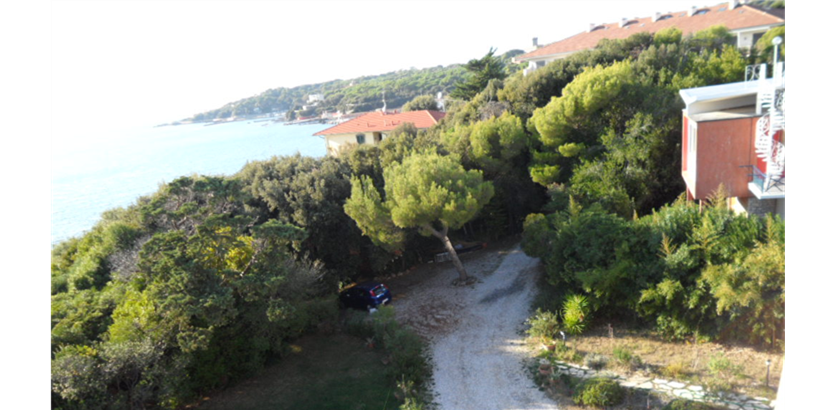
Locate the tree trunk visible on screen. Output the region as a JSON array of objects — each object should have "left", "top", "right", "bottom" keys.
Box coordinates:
[
  {"left": 441, "top": 233, "right": 469, "bottom": 283},
  {"left": 423, "top": 223, "right": 469, "bottom": 283}
]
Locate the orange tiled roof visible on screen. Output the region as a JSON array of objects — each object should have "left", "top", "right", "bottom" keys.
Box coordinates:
[
  {"left": 516, "top": 3, "right": 784, "bottom": 62},
  {"left": 314, "top": 110, "right": 446, "bottom": 136}
]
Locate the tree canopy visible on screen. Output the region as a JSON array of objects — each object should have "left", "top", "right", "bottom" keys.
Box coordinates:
[
  {"left": 345, "top": 150, "right": 493, "bottom": 283},
  {"left": 450, "top": 49, "right": 507, "bottom": 101},
  {"left": 401, "top": 94, "right": 440, "bottom": 112}
]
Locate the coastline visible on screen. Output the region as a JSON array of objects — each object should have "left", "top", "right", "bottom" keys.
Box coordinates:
[{"left": 52, "top": 121, "right": 327, "bottom": 245}]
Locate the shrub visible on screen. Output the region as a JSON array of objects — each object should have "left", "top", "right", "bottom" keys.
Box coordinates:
[
  {"left": 526, "top": 308, "right": 561, "bottom": 341},
  {"left": 370, "top": 307, "right": 431, "bottom": 385},
  {"left": 399, "top": 397, "right": 424, "bottom": 410},
  {"left": 572, "top": 377, "right": 625, "bottom": 407},
  {"left": 342, "top": 307, "right": 431, "bottom": 405},
  {"left": 704, "top": 377, "right": 733, "bottom": 394},
  {"left": 613, "top": 346, "right": 642, "bottom": 368},
  {"left": 707, "top": 353, "right": 739, "bottom": 374},
  {"left": 562, "top": 294, "right": 589, "bottom": 336},
  {"left": 557, "top": 348, "right": 583, "bottom": 364},
  {"left": 583, "top": 353, "right": 608, "bottom": 370},
  {"left": 663, "top": 398, "right": 722, "bottom": 410},
  {"left": 704, "top": 353, "right": 742, "bottom": 393},
  {"left": 662, "top": 362, "right": 689, "bottom": 380},
  {"left": 344, "top": 310, "right": 375, "bottom": 338}
]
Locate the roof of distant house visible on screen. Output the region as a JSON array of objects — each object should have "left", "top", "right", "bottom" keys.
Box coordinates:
[
  {"left": 516, "top": 2, "right": 784, "bottom": 62},
  {"left": 314, "top": 110, "right": 446, "bottom": 136}
]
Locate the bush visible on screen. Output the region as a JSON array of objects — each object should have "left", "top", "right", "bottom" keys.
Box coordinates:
[
  {"left": 707, "top": 353, "right": 740, "bottom": 375},
  {"left": 526, "top": 308, "right": 561, "bottom": 341},
  {"left": 572, "top": 377, "right": 625, "bottom": 407},
  {"left": 612, "top": 346, "right": 642, "bottom": 368},
  {"left": 562, "top": 294, "right": 589, "bottom": 336},
  {"left": 662, "top": 361, "right": 689, "bottom": 380},
  {"left": 370, "top": 308, "right": 431, "bottom": 385},
  {"left": 663, "top": 398, "right": 721, "bottom": 410},
  {"left": 344, "top": 310, "right": 375, "bottom": 338},
  {"left": 399, "top": 397, "right": 424, "bottom": 410},
  {"left": 556, "top": 347, "right": 583, "bottom": 364},
  {"left": 583, "top": 353, "right": 608, "bottom": 370},
  {"left": 704, "top": 353, "right": 742, "bottom": 393},
  {"left": 341, "top": 307, "right": 431, "bottom": 405}
]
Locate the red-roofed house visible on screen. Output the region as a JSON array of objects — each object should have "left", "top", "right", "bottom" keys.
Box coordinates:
[
  {"left": 315, "top": 110, "right": 446, "bottom": 157},
  {"left": 516, "top": 1, "right": 784, "bottom": 75}
]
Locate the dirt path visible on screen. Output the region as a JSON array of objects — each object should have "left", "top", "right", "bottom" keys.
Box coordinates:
[{"left": 388, "top": 243, "right": 557, "bottom": 410}]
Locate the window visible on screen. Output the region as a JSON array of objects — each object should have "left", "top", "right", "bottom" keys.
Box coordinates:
[
  {"left": 751, "top": 32, "right": 763, "bottom": 47},
  {"left": 687, "top": 121, "right": 697, "bottom": 172},
  {"left": 356, "top": 133, "right": 366, "bottom": 144}
]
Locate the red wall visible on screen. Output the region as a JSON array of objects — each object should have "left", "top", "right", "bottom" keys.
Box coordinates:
[{"left": 693, "top": 116, "right": 759, "bottom": 200}]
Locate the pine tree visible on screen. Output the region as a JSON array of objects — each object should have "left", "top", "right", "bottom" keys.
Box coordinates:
[{"left": 345, "top": 150, "right": 494, "bottom": 284}]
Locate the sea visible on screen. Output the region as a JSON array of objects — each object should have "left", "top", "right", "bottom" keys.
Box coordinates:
[{"left": 51, "top": 119, "right": 328, "bottom": 246}]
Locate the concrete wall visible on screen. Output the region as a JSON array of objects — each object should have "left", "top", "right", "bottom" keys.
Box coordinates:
[
  {"left": 523, "top": 52, "right": 575, "bottom": 75},
  {"left": 326, "top": 132, "right": 368, "bottom": 156},
  {"left": 686, "top": 95, "right": 756, "bottom": 116},
  {"left": 736, "top": 29, "right": 759, "bottom": 49},
  {"left": 734, "top": 26, "right": 779, "bottom": 49},
  {"left": 746, "top": 197, "right": 777, "bottom": 216},
  {"left": 324, "top": 132, "right": 386, "bottom": 157},
  {"left": 729, "top": 196, "right": 749, "bottom": 215},
  {"left": 693, "top": 116, "right": 759, "bottom": 200},
  {"left": 775, "top": 198, "right": 785, "bottom": 220}
]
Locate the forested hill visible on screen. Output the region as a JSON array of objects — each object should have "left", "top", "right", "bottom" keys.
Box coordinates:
[
  {"left": 752, "top": 0, "right": 786, "bottom": 9},
  {"left": 187, "top": 65, "right": 469, "bottom": 122},
  {"left": 186, "top": 49, "right": 525, "bottom": 122}
]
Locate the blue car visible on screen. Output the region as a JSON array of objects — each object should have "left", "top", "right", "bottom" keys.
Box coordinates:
[{"left": 339, "top": 282, "right": 392, "bottom": 310}]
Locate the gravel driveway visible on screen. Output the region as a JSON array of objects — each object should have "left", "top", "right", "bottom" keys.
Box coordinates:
[{"left": 389, "top": 244, "right": 557, "bottom": 410}]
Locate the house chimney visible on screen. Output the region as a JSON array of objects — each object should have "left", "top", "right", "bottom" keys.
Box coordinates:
[
  {"left": 729, "top": 0, "right": 740, "bottom": 10},
  {"left": 689, "top": 6, "right": 697, "bottom": 16},
  {"left": 588, "top": 23, "right": 596, "bottom": 32},
  {"left": 652, "top": 11, "right": 661, "bottom": 22},
  {"left": 619, "top": 17, "right": 628, "bottom": 28},
  {"left": 532, "top": 37, "right": 538, "bottom": 47}
]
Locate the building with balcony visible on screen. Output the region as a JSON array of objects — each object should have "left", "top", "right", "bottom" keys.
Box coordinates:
[
  {"left": 515, "top": 1, "right": 784, "bottom": 76},
  {"left": 678, "top": 61, "right": 785, "bottom": 218}
]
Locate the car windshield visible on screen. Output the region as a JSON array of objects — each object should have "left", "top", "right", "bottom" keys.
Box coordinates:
[{"left": 372, "top": 286, "right": 387, "bottom": 296}]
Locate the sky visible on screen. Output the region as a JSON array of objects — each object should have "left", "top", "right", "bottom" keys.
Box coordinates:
[{"left": 50, "top": 0, "right": 707, "bottom": 132}]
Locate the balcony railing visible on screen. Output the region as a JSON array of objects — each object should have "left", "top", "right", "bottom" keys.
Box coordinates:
[
  {"left": 773, "top": 61, "right": 785, "bottom": 86},
  {"left": 743, "top": 165, "right": 785, "bottom": 199},
  {"left": 745, "top": 62, "right": 785, "bottom": 83},
  {"left": 745, "top": 64, "right": 766, "bottom": 81}
]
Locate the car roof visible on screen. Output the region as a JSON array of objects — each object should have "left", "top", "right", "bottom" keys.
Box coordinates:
[{"left": 354, "top": 282, "right": 383, "bottom": 290}]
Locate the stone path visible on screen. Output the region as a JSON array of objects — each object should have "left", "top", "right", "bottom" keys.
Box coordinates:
[{"left": 546, "top": 360, "right": 776, "bottom": 410}]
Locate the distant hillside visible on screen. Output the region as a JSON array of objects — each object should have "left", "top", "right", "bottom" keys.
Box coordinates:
[
  {"left": 186, "top": 65, "right": 466, "bottom": 122},
  {"left": 752, "top": 0, "right": 785, "bottom": 9},
  {"left": 187, "top": 50, "right": 525, "bottom": 122}
]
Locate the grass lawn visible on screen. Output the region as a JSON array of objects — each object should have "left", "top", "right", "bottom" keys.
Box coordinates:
[{"left": 192, "top": 334, "right": 399, "bottom": 410}]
